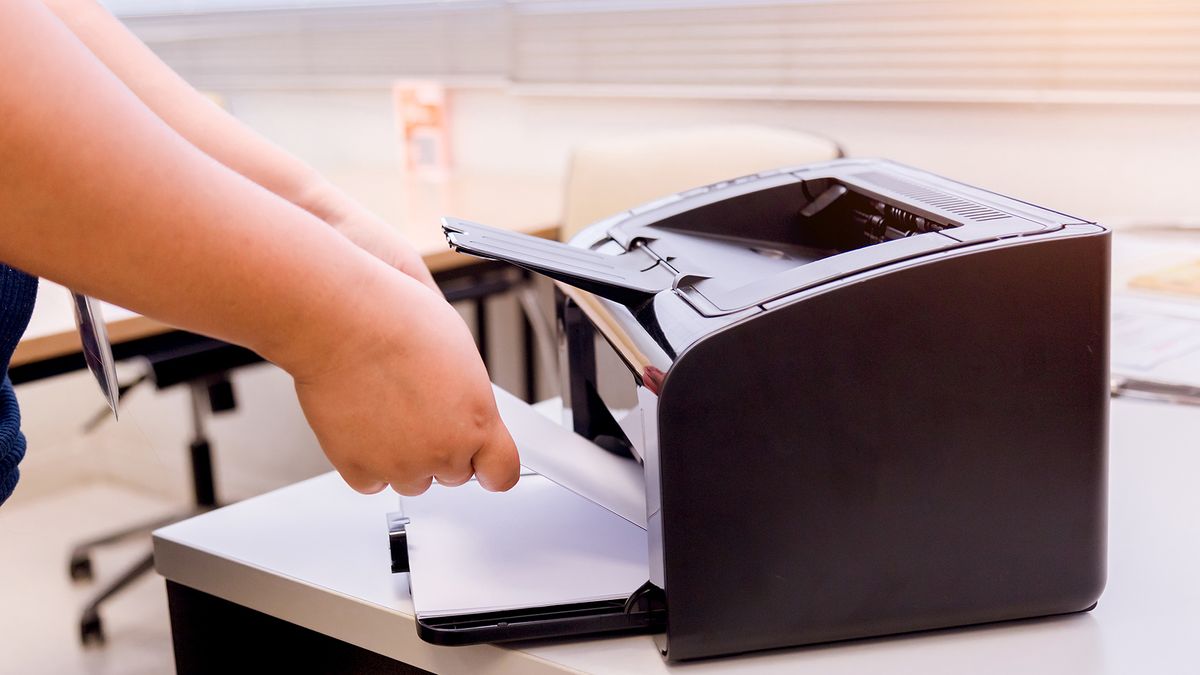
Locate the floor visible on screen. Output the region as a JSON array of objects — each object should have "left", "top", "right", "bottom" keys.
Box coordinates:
[{"left": 0, "top": 483, "right": 182, "bottom": 675}]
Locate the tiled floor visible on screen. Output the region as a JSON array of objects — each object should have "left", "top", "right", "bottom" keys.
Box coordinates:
[{"left": 0, "top": 484, "right": 182, "bottom": 675}]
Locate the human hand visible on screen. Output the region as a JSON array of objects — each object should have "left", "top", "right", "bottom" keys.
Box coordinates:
[
  {"left": 298, "top": 178, "right": 439, "bottom": 292},
  {"left": 281, "top": 270, "right": 519, "bottom": 496},
  {"left": 329, "top": 209, "right": 439, "bottom": 292}
]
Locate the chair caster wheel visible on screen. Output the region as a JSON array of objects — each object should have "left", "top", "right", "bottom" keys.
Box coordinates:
[
  {"left": 69, "top": 554, "right": 94, "bottom": 582},
  {"left": 80, "top": 609, "right": 105, "bottom": 647}
]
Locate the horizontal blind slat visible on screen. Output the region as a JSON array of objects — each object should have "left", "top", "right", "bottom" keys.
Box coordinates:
[
  {"left": 511, "top": 0, "right": 1200, "bottom": 98},
  {"left": 120, "top": 0, "right": 1200, "bottom": 102}
]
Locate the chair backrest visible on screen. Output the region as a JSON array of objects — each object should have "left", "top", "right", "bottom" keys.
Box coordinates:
[{"left": 561, "top": 124, "right": 842, "bottom": 239}]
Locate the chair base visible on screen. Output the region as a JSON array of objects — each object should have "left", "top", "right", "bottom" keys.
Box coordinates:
[{"left": 73, "top": 507, "right": 213, "bottom": 647}]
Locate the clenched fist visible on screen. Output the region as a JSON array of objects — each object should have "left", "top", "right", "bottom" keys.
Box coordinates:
[{"left": 281, "top": 270, "right": 519, "bottom": 496}]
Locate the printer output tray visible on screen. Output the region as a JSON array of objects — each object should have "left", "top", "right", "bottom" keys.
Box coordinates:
[{"left": 400, "top": 475, "right": 664, "bottom": 646}]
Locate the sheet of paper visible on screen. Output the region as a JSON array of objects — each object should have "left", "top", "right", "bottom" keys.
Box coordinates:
[
  {"left": 493, "top": 385, "right": 647, "bottom": 529},
  {"left": 1112, "top": 294, "right": 1200, "bottom": 384},
  {"left": 403, "top": 475, "right": 648, "bottom": 618}
]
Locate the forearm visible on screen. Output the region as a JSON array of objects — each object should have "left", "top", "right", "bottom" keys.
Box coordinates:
[
  {"left": 39, "top": 0, "right": 354, "bottom": 223},
  {"left": 0, "top": 0, "right": 414, "bottom": 371},
  {"left": 39, "top": 0, "right": 439, "bottom": 290}
]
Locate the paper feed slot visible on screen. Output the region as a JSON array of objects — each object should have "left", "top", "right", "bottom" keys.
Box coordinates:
[{"left": 491, "top": 385, "right": 647, "bottom": 529}]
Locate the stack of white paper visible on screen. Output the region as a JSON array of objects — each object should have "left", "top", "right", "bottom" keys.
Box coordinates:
[{"left": 404, "top": 475, "right": 648, "bottom": 618}]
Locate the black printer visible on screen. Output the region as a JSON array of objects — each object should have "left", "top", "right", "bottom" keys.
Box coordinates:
[{"left": 397, "top": 158, "right": 1109, "bottom": 661}]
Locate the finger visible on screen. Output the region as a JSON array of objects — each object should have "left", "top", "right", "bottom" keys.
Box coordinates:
[
  {"left": 471, "top": 424, "right": 521, "bottom": 493},
  {"left": 406, "top": 264, "right": 438, "bottom": 293},
  {"left": 433, "top": 469, "right": 475, "bottom": 487},
  {"left": 337, "top": 465, "right": 388, "bottom": 495},
  {"left": 431, "top": 446, "right": 476, "bottom": 488},
  {"left": 399, "top": 253, "right": 439, "bottom": 293},
  {"left": 417, "top": 269, "right": 440, "bottom": 293},
  {"left": 390, "top": 475, "right": 435, "bottom": 497}
]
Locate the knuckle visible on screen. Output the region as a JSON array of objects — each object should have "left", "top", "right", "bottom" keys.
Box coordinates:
[{"left": 433, "top": 445, "right": 458, "bottom": 468}]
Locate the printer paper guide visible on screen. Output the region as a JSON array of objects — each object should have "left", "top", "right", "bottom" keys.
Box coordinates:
[{"left": 403, "top": 475, "right": 649, "bottom": 619}]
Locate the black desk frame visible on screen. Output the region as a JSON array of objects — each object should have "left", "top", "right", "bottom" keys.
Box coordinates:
[{"left": 167, "top": 581, "right": 430, "bottom": 674}]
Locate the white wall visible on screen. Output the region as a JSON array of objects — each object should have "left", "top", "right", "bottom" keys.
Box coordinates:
[
  {"left": 448, "top": 88, "right": 1200, "bottom": 227},
  {"left": 222, "top": 88, "right": 403, "bottom": 173},
  {"left": 206, "top": 84, "right": 1200, "bottom": 227}
]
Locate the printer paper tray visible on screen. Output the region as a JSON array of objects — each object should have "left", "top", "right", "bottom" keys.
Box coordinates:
[
  {"left": 401, "top": 474, "right": 663, "bottom": 646},
  {"left": 417, "top": 598, "right": 662, "bottom": 646}
]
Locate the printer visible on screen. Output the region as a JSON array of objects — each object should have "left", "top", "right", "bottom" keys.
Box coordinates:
[{"left": 390, "top": 158, "right": 1109, "bottom": 661}]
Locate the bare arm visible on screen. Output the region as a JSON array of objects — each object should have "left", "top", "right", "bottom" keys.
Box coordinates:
[
  {"left": 0, "top": 0, "right": 517, "bottom": 495},
  {"left": 40, "top": 0, "right": 436, "bottom": 289}
]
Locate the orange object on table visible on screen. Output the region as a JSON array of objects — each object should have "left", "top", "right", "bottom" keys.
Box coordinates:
[
  {"left": 1130, "top": 259, "right": 1200, "bottom": 297},
  {"left": 392, "top": 80, "right": 451, "bottom": 176}
]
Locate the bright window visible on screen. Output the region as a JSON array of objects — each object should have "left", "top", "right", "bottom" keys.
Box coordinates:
[{"left": 114, "top": 0, "right": 1200, "bottom": 104}]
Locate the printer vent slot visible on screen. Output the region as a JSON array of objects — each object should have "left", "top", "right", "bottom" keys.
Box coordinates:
[{"left": 855, "top": 171, "right": 1011, "bottom": 223}]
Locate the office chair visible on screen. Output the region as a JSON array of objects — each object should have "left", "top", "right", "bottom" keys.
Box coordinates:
[{"left": 68, "top": 339, "right": 258, "bottom": 646}]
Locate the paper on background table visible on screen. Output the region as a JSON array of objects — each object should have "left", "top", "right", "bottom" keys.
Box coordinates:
[
  {"left": 492, "top": 385, "right": 647, "bottom": 529},
  {"left": 403, "top": 475, "right": 649, "bottom": 618},
  {"left": 1112, "top": 293, "right": 1200, "bottom": 384}
]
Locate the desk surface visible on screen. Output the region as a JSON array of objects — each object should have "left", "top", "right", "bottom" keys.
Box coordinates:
[
  {"left": 13, "top": 169, "right": 561, "bottom": 368},
  {"left": 153, "top": 396, "right": 1200, "bottom": 674}
]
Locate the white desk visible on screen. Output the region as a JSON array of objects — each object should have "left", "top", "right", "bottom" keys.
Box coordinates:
[{"left": 153, "top": 396, "right": 1200, "bottom": 674}]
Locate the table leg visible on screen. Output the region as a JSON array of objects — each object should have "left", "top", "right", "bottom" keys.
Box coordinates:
[{"left": 474, "top": 291, "right": 490, "bottom": 368}]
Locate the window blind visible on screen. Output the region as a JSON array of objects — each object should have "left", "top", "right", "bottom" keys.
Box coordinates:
[
  {"left": 508, "top": 0, "right": 1200, "bottom": 103},
  {"left": 120, "top": 2, "right": 510, "bottom": 89},
  {"left": 119, "top": 0, "right": 1200, "bottom": 104}
]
